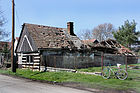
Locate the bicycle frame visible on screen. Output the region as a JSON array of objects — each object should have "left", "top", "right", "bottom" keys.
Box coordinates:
[{"left": 105, "top": 66, "right": 116, "bottom": 75}]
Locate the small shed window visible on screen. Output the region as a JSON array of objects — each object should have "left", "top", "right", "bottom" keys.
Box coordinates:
[
  {"left": 30, "top": 56, "right": 33, "bottom": 62},
  {"left": 26, "top": 56, "right": 33, "bottom": 63},
  {"left": 27, "top": 56, "right": 29, "bottom": 62}
]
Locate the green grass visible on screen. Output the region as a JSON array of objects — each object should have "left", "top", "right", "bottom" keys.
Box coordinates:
[
  {"left": 78, "top": 66, "right": 101, "bottom": 72},
  {"left": 0, "top": 64, "right": 140, "bottom": 92},
  {"left": 78, "top": 63, "right": 140, "bottom": 92}
]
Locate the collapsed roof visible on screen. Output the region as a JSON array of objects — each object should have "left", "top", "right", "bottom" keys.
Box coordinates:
[{"left": 89, "top": 39, "right": 136, "bottom": 56}]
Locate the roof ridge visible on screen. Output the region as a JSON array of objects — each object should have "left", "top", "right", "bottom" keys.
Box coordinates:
[{"left": 24, "top": 23, "right": 66, "bottom": 30}]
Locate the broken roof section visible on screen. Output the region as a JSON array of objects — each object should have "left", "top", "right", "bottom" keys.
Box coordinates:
[
  {"left": 16, "top": 22, "right": 84, "bottom": 53},
  {"left": 91, "top": 39, "right": 136, "bottom": 56}
]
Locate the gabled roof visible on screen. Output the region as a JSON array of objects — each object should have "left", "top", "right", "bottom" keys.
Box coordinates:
[
  {"left": 82, "top": 39, "right": 98, "bottom": 44},
  {"left": 16, "top": 23, "right": 83, "bottom": 52}
]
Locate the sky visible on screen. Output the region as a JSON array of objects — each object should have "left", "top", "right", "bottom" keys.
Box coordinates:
[{"left": 1, "top": 0, "right": 140, "bottom": 40}]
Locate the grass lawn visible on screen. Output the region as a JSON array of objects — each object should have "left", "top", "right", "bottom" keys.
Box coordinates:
[{"left": 0, "top": 63, "right": 140, "bottom": 93}]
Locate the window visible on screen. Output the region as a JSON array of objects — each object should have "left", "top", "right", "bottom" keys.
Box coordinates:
[
  {"left": 27, "top": 56, "right": 29, "bottom": 62},
  {"left": 26, "top": 56, "right": 33, "bottom": 63},
  {"left": 30, "top": 56, "right": 33, "bottom": 62}
]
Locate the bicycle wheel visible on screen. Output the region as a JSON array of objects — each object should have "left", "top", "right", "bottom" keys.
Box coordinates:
[
  {"left": 116, "top": 69, "right": 128, "bottom": 80},
  {"left": 102, "top": 67, "right": 111, "bottom": 79}
]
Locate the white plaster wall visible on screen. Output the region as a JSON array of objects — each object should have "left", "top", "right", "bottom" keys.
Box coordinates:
[{"left": 18, "top": 53, "right": 22, "bottom": 64}]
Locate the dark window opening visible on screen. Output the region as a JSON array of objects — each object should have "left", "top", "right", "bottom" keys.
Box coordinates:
[
  {"left": 30, "top": 56, "right": 33, "bottom": 62},
  {"left": 27, "top": 56, "right": 29, "bottom": 62},
  {"left": 26, "top": 56, "right": 33, "bottom": 63}
]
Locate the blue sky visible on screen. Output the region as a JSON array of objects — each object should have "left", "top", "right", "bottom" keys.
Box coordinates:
[{"left": 1, "top": 0, "right": 140, "bottom": 40}]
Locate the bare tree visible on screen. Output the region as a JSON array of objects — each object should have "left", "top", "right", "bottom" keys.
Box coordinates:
[
  {"left": 92, "top": 23, "right": 115, "bottom": 42},
  {"left": 0, "top": 8, "right": 8, "bottom": 40},
  {"left": 78, "top": 29, "right": 93, "bottom": 40}
]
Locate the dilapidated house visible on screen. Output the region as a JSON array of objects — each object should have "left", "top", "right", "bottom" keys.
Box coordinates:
[
  {"left": 16, "top": 22, "right": 138, "bottom": 71},
  {"left": 89, "top": 39, "right": 138, "bottom": 65},
  {"left": 16, "top": 22, "right": 95, "bottom": 70}
]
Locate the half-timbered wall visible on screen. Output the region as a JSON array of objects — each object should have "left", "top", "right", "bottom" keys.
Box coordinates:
[{"left": 20, "top": 53, "right": 40, "bottom": 71}]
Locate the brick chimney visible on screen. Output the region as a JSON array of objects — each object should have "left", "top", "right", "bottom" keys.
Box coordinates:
[{"left": 67, "top": 22, "right": 75, "bottom": 36}]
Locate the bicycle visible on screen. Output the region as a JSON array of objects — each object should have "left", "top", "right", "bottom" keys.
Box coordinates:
[{"left": 102, "top": 64, "right": 128, "bottom": 80}]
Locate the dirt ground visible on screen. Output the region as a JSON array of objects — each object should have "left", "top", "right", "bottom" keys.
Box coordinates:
[
  {"left": 0, "top": 73, "right": 137, "bottom": 93},
  {"left": 58, "top": 82, "right": 137, "bottom": 93}
]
